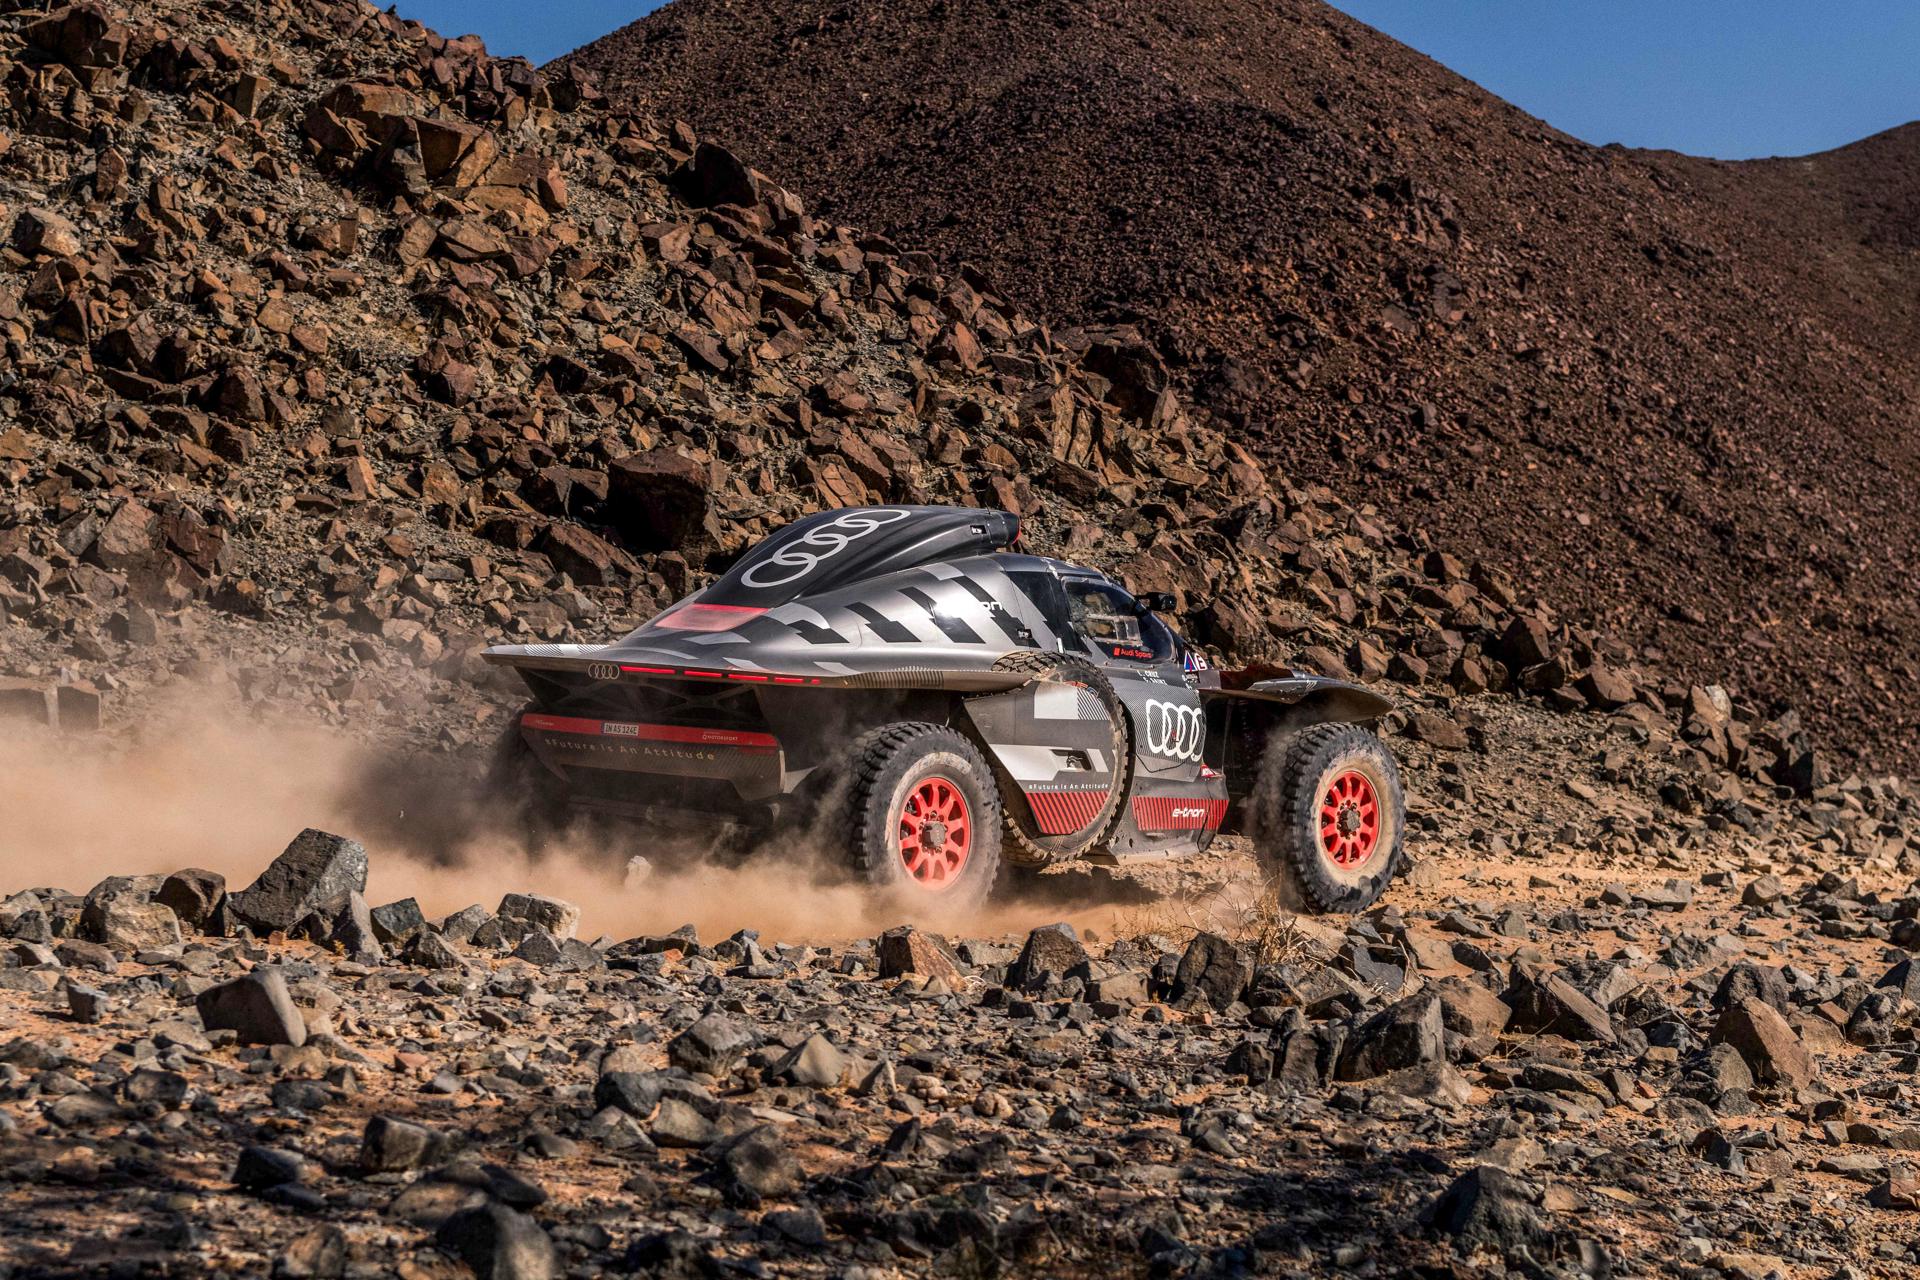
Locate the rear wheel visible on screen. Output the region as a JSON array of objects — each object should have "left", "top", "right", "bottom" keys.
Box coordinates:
[
  {"left": 842, "top": 722, "right": 1003, "bottom": 913},
  {"left": 988, "top": 651, "right": 1130, "bottom": 866},
  {"left": 485, "top": 706, "right": 572, "bottom": 853},
  {"left": 1248, "top": 722, "right": 1404, "bottom": 914}
]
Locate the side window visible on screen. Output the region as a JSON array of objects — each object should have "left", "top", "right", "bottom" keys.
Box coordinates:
[
  {"left": 1007, "top": 571, "right": 1071, "bottom": 641},
  {"left": 1062, "top": 580, "right": 1172, "bottom": 663}
]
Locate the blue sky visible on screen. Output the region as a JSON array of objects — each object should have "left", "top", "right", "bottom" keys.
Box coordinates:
[{"left": 396, "top": 0, "right": 1919, "bottom": 160}]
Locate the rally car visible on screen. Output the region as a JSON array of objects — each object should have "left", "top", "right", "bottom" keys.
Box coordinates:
[{"left": 484, "top": 505, "right": 1405, "bottom": 914}]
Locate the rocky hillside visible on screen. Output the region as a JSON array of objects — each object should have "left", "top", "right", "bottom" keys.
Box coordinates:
[
  {"left": 0, "top": 0, "right": 1849, "bottom": 835},
  {"left": 562, "top": 0, "right": 1920, "bottom": 770}
]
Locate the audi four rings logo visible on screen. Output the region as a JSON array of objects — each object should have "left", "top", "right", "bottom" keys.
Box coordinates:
[
  {"left": 740, "top": 508, "right": 913, "bottom": 588},
  {"left": 1145, "top": 700, "right": 1205, "bottom": 761},
  {"left": 588, "top": 662, "right": 620, "bottom": 681}
]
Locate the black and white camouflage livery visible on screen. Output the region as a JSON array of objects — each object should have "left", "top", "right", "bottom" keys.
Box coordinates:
[{"left": 486, "top": 506, "right": 1402, "bottom": 906}]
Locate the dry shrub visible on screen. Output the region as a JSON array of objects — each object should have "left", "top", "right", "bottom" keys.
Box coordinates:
[{"left": 1114, "top": 874, "right": 1330, "bottom": 968}]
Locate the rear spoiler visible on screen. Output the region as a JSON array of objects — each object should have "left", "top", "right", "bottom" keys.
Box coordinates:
[{"left": 482, "top": 645, "right": 1034, "bottom": 693}]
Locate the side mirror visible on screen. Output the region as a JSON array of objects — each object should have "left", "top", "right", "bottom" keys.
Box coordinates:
[{"left": 1135, "top": 591, "right": 1176, "bottom": 613}]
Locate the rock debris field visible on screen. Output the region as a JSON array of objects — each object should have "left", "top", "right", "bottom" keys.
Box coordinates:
[{"left": 10, "top": 764, "right": 1920, "bottom": 1280}]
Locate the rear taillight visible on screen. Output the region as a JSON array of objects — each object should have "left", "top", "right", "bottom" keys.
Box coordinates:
[{"left": 653, "top": 603, "right": 768, "bottom": 633}]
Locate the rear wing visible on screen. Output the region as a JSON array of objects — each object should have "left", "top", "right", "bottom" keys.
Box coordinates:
[{"left": 481, "top": 644, "right": 1034, "bottom": 693}]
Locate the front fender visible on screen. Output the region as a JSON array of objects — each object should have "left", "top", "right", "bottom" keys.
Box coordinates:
[{"left": 1204, "top": 674, "right": 1394, "bottom": 726}]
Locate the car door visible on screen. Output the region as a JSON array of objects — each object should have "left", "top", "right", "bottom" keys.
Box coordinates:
[{"left": 1056, "top": 576, "right": 1226, "bottom": 852}]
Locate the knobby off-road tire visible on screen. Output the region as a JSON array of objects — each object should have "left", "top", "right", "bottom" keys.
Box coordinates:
[
  {"left": 486, "top": 705, "right": 573, "bottom": 854},
  {"left": 1249, "top": 722, "right": 1405, "bottom": 914},
  {"left": 841, "top": 722, "right": 1004, "bottom": 913},
  {"left": 988, "top": 650, "right": 1130, "bottom": 867}
]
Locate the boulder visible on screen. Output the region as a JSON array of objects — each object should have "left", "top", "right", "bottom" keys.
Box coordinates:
[
  {"left": 875, "top": 925, "right": 963, "bottom": 981},
  {"left": 156, "top": 869, "right": 225, "bottom": 929},
  {"left": 606, "top": 450, "right": 718, "bottom": 552},
  {"left": 1423, "top": 1166, "right": 1553, "bottom": 1250},
  {"left": 195, "top": 968, "right": 307, "bottom": 1047},
  {"left": 1712, "top": 962, "right": 1791, "bottom": 1015},
  {"left": 1006, "top": 923, "right": 1088, "bottom": 993},
  {"left": 1505, "top": 963, "right": 1615, "bottom": 1043},
  {"left": 496, "top": 893, "right": 581, "bottom": 942},
  {"left": 435, "top": 1203, "right": 559, "bottom": 1280},
  {"left": 668, "top": 1013, "right": 754, "bottom": 1077},
  {"left": 81, "top": 897, "right": 181, "bottom": 952},
  {"left": 1433, "top": 977, "right": 1513, "bottom": 1040},
  {"left": 1168, "top": 932, "right": 1253, "bottom": 1011},
  {"left": 370, "top": 898, "right": 426, "bottom": 944},
  {"left": 670, "top": 142, "right": 761, "bottom": 209},
  {"left": 1712, "top": 997, "right": 1815, "bottom": 1090},
  {"left": 1336, "top": 993, "right": 1445, "bottom": 1080},
  {"left": 230, "top": 829, "right": 368, "bottom": 935}
]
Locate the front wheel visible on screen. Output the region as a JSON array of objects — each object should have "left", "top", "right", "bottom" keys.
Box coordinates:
[
  {"left": 841, "top": 723, "right": 1004, "bottom": 914},
  {"left": 1248, "top": 722, "right": 1405, "bottom": 914}
]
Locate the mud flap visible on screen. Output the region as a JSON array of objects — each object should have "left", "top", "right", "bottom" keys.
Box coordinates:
[{"left": 961, "top": 679, "right": 1121, "bottom": 838}]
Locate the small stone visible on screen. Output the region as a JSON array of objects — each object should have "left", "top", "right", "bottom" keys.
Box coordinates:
[
  {"left": 650, "top": 1098, "right": 718, "bottom": 1149},
  {"left": 719, "top": 1125, "right": 802, "bottom": 1203},
  {"left": 594, "top": 1072, "right": 664, "bottom": 1118},
  {"left": 1868, "top": 1172, "right": 1920, "bottom": 1210},
  {"left": 278, "top": 1225, "right": 347, "bottom": 1279},
  {"left": 124, "top": 1069, "right": 189, "bottom": 1109},
  {"left": 66, "top": 983, "right": 109, "bottom": 1024},
  {"left": 1633, "top": 879, "right": 1694, "bottom": 910},
  {"left": 1407, "top": 711, "right": 1470, "bottom": 750}
]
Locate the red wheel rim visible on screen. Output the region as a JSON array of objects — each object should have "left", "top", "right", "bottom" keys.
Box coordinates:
[
  {"left": 898, "top": 775, "right": 971, "bottom": 891},
  {"left": 1318, "top": 769, "right": 1380, "bottom": 870}
]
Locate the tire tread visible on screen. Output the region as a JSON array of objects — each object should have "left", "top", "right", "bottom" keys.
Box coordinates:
[
  {"left": 1253, "top": 721, "right": 1404, "bottom": 913},
  {"left": 842, "top": 721, "right": 1003, "bottom": 906}
]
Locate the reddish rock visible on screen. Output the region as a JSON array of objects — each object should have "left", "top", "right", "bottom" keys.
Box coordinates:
[{"left": 607, "top": 451, "right": 718, "bottom": 552}]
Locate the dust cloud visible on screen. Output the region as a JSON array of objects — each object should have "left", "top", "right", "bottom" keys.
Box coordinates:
[{"left": 0, "top": 688, "right": 1137, "bottom": 944}]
